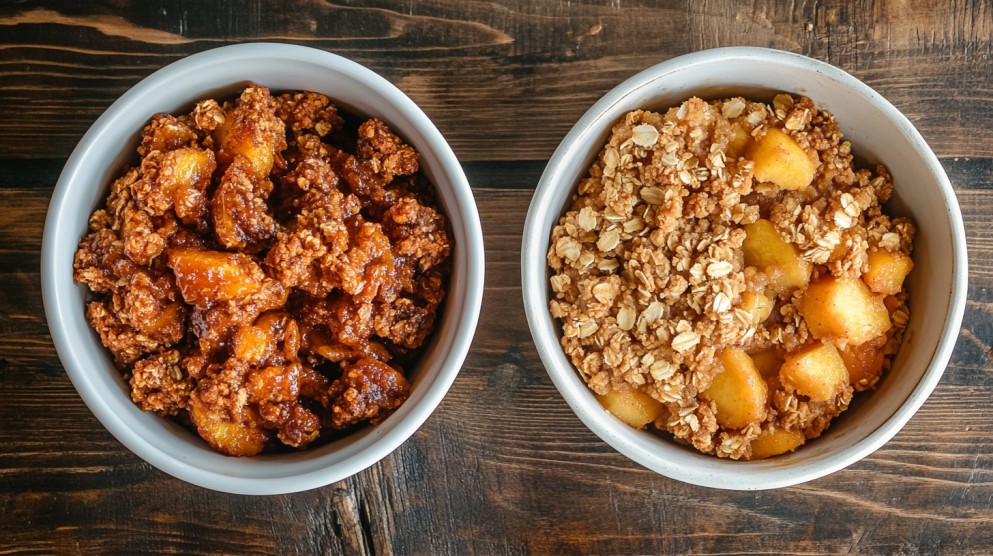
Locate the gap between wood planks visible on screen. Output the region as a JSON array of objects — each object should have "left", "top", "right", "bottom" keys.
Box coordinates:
[{"left": 1, "top": 158, "right": 992, "bottom": 191}]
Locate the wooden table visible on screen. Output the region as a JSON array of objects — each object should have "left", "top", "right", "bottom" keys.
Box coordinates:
[{"left": 1, "top": 2, "right": 991, "bottom": 554}]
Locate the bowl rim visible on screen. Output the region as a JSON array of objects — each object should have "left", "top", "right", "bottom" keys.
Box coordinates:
[
  {"left": 521, "top": 46, "right": 968, "bottom": 490},
  {"left": 41, "top": 42, "right": 485, "bottom": 495}
]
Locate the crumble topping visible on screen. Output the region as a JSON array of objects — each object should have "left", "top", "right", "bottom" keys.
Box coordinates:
[{"left": 548, "top": 95, "right": 915, "bottom": 460}]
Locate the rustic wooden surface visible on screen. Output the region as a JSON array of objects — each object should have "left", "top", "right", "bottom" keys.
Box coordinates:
[{"left": 1, "top": 1, "right": 992, "bottom": 554}]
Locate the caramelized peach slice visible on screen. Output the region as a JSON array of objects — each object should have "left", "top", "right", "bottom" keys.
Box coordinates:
[
  {"left": 749, "top": 349, "right": 785, "bottom": 381},
  {"left": 138, "top": 301, "right": 187, "bottom": 345},
  {"left": 168, "top": 249, "right": 265, "bottom": 309},
  {"left": 739, "top": 291, "right": 774, "bottom": 325},
  {"left": 246, "top": 363, "right": 302, "bottom": 404},
  {"left": 189, "top": 396, "right": 270, "bottom": 457},
  {"left": 839, "top": 335, "right": 886, "bottom": 387},
  {"left": 799, "top": 277, "right": 892, "bottom": 346},
  {"left": 749, "top": 428, "right": 805, "bottom": 460},
  {"left": 781, "top": 343, "right": 849, "bottom": 402},
  {"left": 169, "top": 148, "right": 214, "bottom": 189},
  {"left": 595, "top": 383, "right": 665, "bottom": 429},
  {"left": 863, "top": 249, "right": 914, "bottom": 296},
  {"left": 315, "top": 341, "right": 392, "bottom": 363},
  {"left": 742, "top": 219, "right": 812, "bottom": 294},
  {"left": 213, "top": 85, "right": 286, "bottom": 180},
  {"left": 703, "top": 348, "right": 768, "bottom": 430},
  {"left": 167, "top": 148, "right": 215, "bottom": 224},
  {"left": 232, "top": 311, "right": 292, "bottom": 367},
  {"left": 746, "top": 127, "right": 816, "bottom": 190}
]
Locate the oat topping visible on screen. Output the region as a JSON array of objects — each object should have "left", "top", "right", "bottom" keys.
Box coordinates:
[
  {"left": 548, "top": 95, "right": 916, "bottom": 460},
  {"left": 74, "top": 85, "right": 452, "bottom": 457}
]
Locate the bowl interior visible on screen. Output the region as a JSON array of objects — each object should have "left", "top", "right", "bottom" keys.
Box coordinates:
[
  {"left": 44, "top": 44, "right": 482, "bottom": 494},
  {"left": 524, "top": 48, "right": 965, "bottom": 489}
]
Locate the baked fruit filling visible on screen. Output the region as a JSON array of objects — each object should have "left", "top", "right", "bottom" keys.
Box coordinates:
[
  {"left": 74, "top": 85, "right": 452, "bottom": 456},
  {"left": 548, "top": 94, "right": 914, "bottom": 460}
]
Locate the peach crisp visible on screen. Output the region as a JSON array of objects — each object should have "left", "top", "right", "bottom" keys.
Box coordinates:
[
  {"left": 74, "top": 85, "right": 452, "bottom": 456},
  {"left": 547, "top": 94, "right": 914, "bottom": 460}
]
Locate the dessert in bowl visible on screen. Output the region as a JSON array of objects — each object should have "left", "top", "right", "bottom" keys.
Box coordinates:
[
  {"left": 42, "top": 43, "right": 485, "bottom": 495},
  {"left": 522, "top": 47, "right": 967, "bottom": 489}
]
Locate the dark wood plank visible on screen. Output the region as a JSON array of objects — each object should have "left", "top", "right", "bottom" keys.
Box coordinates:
[
  {"left": 1, "top": 0, "right": 993, "bottom": 161},
  {"left": 0, "top": 187, "right": 991, "bottom": 555},
  {"left": 3, "top": 0, "right": 993, "bottom": 554}
]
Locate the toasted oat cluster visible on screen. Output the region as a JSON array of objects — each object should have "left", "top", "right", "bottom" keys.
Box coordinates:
[
  {"left": 548, "top": 95, "right": 915, "bottom": 460},
  {"left": 74, "top": 85, "right": 452, "bottom": 456}
]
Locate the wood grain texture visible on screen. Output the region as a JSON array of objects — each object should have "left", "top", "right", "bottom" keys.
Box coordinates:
[
  {"left": 2, "top": 1, "right": 993, "bottom": 554},
  {"left": 1, "top": 187, "right": 992, "bottom": 555},
  {"left": 1, "top": 0, "right": 993, "bottom": 161}
]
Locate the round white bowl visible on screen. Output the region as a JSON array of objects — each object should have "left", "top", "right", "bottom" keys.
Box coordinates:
[
  {"left": 42, "top": 43, "right": 485, "bottom": 495},
  {"left": 522, "top": 47, "right": 968, "bottom": 490}
]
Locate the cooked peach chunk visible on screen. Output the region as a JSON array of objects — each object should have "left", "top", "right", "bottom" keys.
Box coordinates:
[
  {"left": 725, "top": 125, "right": 750, "bottom": 159},
  {"left": 216, "top": 120, "right": 274, "bottom": 180},
  {"left": 781, "top": 343, "right": 849, "bottom": 401},
  {"left": 168, "top": 249, "right": 265, "bottom": 309},
  {"left": 596, "top": 383, "right": 664, "bottom": 429},
  {"left": 703, "top": 348, "right": 768, "bottom": 430},
  {"left": 863, "top": 249, "right": 914, "bottom": 296},
  {"left": 213, "top": 85, "right": 286, "bottom": 180},
  {"left": 189, "top": 396, "right": 270, "bottom": 457},
  {"left": 140, "top": 301, "right": 187, "bottom": 344},
  {"left": 232, "top": 311, "right": 291, "bottom": 367},
  {"left": 749, "top": 428, "right": 805, "bottom": 460},
  {"left": 839, "top": 335, "right": 886, "bottom": 387},
  {"left": 246, "top": 364, "right": 301, "bottom": 404},
  {"left": 742, "top": 219, "right": 812, "bottom": 294},
  {"left": 169, "top": 148, "right": 215, "bottom": 224},
  {"left": 739, "top": 291, "right": 774, "bottom": 325},
  {"left": 746, "top": 127, "right": 816, "bottom": 190},
  {"left": 799, "top": 277, "right": 892, "bottom": 346},
  {"left": 749, "top": 349, "right": 784, "bottom": 381},
  {"left": 170, "top": 147, "right": 214, "bottom": 188}
]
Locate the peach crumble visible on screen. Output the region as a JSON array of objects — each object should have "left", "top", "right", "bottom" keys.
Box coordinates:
[
  {"left": 547, "top": 95, "right": 915, "bottom": 460},
  {"left": 74, "top": 85, "right": 452, "bottom": 456}
]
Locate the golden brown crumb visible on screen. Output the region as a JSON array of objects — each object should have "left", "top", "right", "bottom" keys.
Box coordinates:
[
  {"left": 356, "top": 119, "right": 419, "bottom": 183},
  {"left": 327, "top": 357, "right": 410, "bottom": 429},
  {"left": 276, "top": 92, "right": 344, "bottom": 137},
  {"left": 137, "top": 114, "right": 197, "bottom": 157},
  {"left": 130, "top": 350, "right": 194, "bottom": 415},
  {"left": 85, "top": 301, "right": 162, "bottom": 369},
  {"left": 190, "top": 99, "right": 226, "bottom": 133}
]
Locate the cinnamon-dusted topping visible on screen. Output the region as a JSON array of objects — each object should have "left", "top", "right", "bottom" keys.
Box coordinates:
[
  {"left": 356, "top": 118, "right": 419, "bottom": 183},
  {"left": 74, "top": 85, "right": 452, "bottom": 457}
]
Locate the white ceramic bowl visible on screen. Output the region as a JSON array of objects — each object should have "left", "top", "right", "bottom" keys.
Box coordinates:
[
  {"left": 42, "top": 43, "right": 485, "bottom": 495},
  {"left": 522, "top": 47, "right": 968, "bottom": 490}
]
